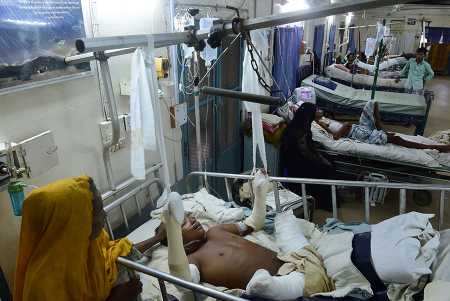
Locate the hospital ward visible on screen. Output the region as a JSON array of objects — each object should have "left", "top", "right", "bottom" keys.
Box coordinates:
[{"left": 3, "top": 0, "right": 450, "bottom": 301}]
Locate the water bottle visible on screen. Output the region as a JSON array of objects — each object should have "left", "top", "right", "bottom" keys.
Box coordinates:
[{"left": 8, "top": 181, "right": 26, "bottom": 216}]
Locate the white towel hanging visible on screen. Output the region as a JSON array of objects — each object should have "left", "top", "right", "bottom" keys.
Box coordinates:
[{"left": 130, "top": 48, "right": 157, "bottom": 179}]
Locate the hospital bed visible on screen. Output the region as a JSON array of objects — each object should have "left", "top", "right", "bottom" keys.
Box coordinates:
[
  {"left": 102, "top": 166, "right": 450, "bottom": 301},
  {"left": 301, "top": 75, "right": 432, "bottom": 135},
  {"left": 325, "top": 64, "right": 406, "bottom": 92},
  {"left": 312, "top": 122, "right": 450, "bottom": 205}
]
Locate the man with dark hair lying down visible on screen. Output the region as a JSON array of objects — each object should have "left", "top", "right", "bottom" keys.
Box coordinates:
[
  {"left": 140, "top": 171, "right": 334, "bottom": 300},
  {"left": 317, "top": 100, "right": 450, "bottom": 152}
]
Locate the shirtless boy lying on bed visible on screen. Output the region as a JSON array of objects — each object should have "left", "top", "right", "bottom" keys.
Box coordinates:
[
  {"left": 140, "top": 171, "right": 334, "bottom": 300},
  {"left": 315, "top": 101, "right": 450, "bottom": 153}
]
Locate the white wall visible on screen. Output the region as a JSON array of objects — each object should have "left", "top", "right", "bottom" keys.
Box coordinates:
[{"left": 0, "top": 0, "right": 180, "bottom": 287}]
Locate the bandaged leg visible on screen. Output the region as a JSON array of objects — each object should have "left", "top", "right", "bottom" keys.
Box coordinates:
[
  {"left": 244, "top": 170, "right": 270, "bottom": 231},
  {"left": 275, "top": 210, "right": 310, "bottom": 253},
  {"left": 246, "top": 269, "right": 305, "bottom": 300}
]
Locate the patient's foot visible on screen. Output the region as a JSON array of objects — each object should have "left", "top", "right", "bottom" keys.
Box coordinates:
[
  {"left": 246, "top": 269, "right": 305, "bottom": 300},
  {"left": 246, "top": 269, "right": 274, "bottom": 297}
]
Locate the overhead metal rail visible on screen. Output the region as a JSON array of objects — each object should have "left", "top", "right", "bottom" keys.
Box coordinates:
[
  {"left": 201, "top": 86, "right": 283, "bottom": 106},
  {"left": 66, "top": 0, "right": 417, "bottom": 65}
]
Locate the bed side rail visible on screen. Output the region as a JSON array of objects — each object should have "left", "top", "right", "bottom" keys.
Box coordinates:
[
  {"left": 188, "top": 171, "right": 450, "bottom": 230},
  {"left": 117, "top": 257, "right": 246, "bottom": 301},
  {"left": 102, "top": 163, "right": 164, "bottom": 239}
]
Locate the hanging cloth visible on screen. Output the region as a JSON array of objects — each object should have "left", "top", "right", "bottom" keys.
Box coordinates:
[
  {"left": 347, "top": 25, "right": 356, "bottom": 54},
  {"left": 242, "top": 29, "right": 271, "bottom": 171},
  {"left": 313, "top": 24, "right": 325, "bottom": 66},
  {"left": 327, "top": 25, "right": 337, "bottom": 66},
  {"left": 272, "top": 26, "right": 303, "bottom": 99},
  {"left": 130, "top": 48, "right": 157, "bottom": 180},
  {"left": 145, "top": 36, "right": 172, "bottom": 191},
  {"left": 130, "top": 37, "right": 171, "bottom": 194}
]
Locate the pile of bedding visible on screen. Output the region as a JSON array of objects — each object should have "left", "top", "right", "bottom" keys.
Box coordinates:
[{"left": 311, "top": 121, "right": 450, "bottom": 169}]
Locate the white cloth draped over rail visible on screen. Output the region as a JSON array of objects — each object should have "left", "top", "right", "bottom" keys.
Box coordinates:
[
  {"left": 130, "top": 37, "right": 171, "bottom": 192},
  {"left": 242, "top": 29, "right": 272, "bottom": 171}
]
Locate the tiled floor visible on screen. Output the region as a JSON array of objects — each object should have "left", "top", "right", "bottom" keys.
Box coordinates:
[{"left": 313, "top": 76, "right": 450, "bottom": 228}]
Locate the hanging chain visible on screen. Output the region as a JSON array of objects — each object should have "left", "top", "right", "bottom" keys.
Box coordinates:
[{"left": 244, "top": 32, "right": 273, "bottom": 94}]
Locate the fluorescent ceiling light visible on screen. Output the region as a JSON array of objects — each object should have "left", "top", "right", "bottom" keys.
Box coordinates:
[{"left": 280, "top": 0, "right": 310, "bottom": 13}]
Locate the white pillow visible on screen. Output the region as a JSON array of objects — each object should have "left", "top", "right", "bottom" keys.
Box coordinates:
[
  {"left": 371, "top": 212, "right": 440, "bottom": 284},
  {"left": 311, "top": 231, "right": 372, "bottom": 298}
]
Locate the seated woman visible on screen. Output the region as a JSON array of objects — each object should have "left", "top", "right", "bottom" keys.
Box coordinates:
[
  {"left": 14, "top": 176, "right": 151, "bottom": 301},
  {"left": 280, "top": 102, "right": 337, "bottom": 211},
  {"left": 317, "top": 101, "right": 450, "bottom": 153}
]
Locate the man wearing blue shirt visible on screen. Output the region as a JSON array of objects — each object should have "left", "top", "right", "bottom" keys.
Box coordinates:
[{"left": 397, "top": 47, "right": 434, "bottom": 95}]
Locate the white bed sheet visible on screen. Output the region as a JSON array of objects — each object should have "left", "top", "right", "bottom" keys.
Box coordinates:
[
  {"left": 126, "top": 189, "right": 279, "bottom": 301},
  {"left": 325, "top": 64, "right": 406, "bottom": 90},
  {"left": 312, "top": 122, "right": 450, "bottom": 169}
]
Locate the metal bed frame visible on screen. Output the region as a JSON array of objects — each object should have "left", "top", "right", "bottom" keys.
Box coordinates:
[
  {"left": 318, "top": 148, "right": 450, "bottom": 204},
  {"left": 103, "top": 171, "right": 450, "bottom": 301},
  {"left": 315, "top": 90, "right": 433, "bottom": 136},
  {"left": 329, "top": 76, "right": 405, "bottom": 93}
]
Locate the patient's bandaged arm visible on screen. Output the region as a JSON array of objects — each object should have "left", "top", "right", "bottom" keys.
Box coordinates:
[{"left": 244, "top": 171, "right": 270, "bottom": 231}]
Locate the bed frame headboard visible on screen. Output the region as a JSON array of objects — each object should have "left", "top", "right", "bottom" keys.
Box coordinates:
[{"left": 101, "top": 163, "right": 164, "bottom": 239}]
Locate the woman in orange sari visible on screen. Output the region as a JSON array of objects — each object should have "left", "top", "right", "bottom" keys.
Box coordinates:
[{"left": 14, "top": 176, "right": 143, "bottom": 301}]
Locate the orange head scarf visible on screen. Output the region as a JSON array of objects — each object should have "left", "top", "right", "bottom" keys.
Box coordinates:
[{"left": 14, "top": 176, "right": 132, "bottom": 301}]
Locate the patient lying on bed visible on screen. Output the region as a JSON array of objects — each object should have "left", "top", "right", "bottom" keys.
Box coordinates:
[
  {"left": 146, "top": 171, "right": 334, "bottom": 300},
  {"left": 316, "top": 101, "right": 450, "bottom": 153}
]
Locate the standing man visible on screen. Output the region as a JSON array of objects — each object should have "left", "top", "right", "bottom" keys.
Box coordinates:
[{"left": 398, "top": 47, "right": 434, "bottom": 95}]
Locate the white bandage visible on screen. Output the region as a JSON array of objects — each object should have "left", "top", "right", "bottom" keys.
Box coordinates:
[
  {"left": 189, "top": 264, "right": 201, "bottom": 284},
  {"left": 275, "top": 210, "right": 310, "bottom": 254},
  {"left": 244, "top": 170, "right": 270, "bottom": 231},
  {"left": 162, "top": 192, "right": 193, "bottom": 283},
  {"left": 246, "top": 269, "right": 305, "bottom": 300}
]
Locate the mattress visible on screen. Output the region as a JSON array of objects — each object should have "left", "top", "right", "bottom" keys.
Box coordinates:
[
  {"left": 312, "top": 121, "right": 450, "bottom": 169},
  {"left": 302, "top": 75, "right": 427, "bottom": 116},
  {"left": 325, "top": 64, "right": 406, "bottom": 90},
  {"left": 126, "top": 189, "right": 280, "bottom": 301}
]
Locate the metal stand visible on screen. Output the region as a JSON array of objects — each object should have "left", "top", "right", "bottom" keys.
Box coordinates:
[
  {"left": 193, "top": 51, "right": 203, "bottom": 187},
  {"left": 96, "top": 52, "right": 120, "bottom": 190},
  {"left": 371, "top": 20, "right": 386, "bottom": 100}
]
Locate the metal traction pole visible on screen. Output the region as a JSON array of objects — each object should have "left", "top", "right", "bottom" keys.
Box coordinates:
[{"left": 66, "top": 0, "right": 416, "bottom": 65}]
